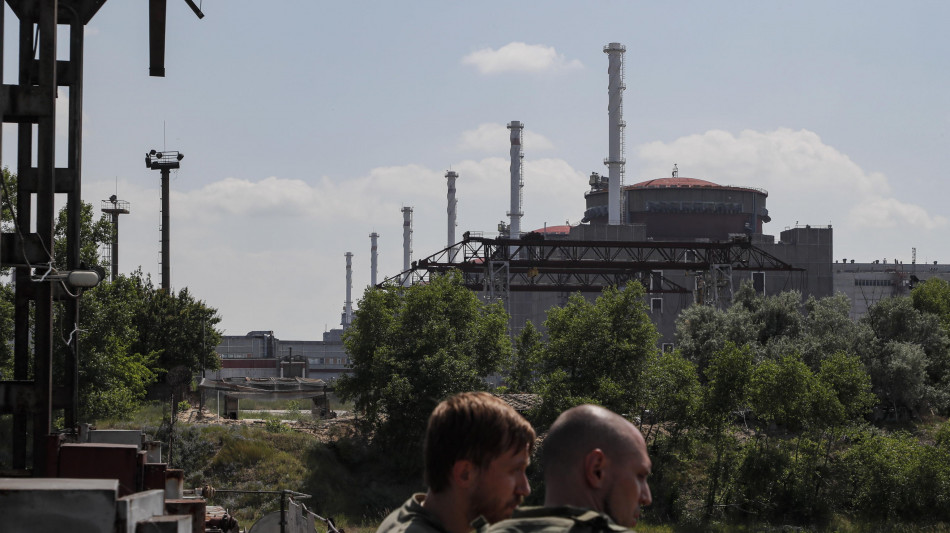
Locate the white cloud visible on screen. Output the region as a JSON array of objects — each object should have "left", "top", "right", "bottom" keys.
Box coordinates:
[
  {"left": 457, "top": 123, "right": 555, "bottom": 154},
  {"left": 635, "top": 128, "right": 947, "bottom": 251},
  {"left": 850, "top": 197, "right": 947, "bottom": 230},
  {"left": 462, "top": 42, "right": 583, "bottom": 75},
  {"left": 83, "top": 147, "right": 589, "bottom": 339},
  {"left": 173, "top": 165, "right": 443, "bottom": 226}
]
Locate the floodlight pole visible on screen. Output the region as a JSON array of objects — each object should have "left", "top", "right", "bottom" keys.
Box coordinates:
[
  {"left": 161, "top": 167, "right": 170, "bottom": 290},
  {"left": 146, "top": 150, "right": 183, "bottom": 292}
]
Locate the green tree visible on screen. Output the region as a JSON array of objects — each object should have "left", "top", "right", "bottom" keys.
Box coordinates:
[
  {"left": 1, "top": 167, "right": 16, "bottom": 234},
  {"left": 860, "top": 296, "right": 950, "bottom": 414},
  {"left": 912, "top": 277, "right": 950, "bottom": 337},
  {"left": 748, "top": 353, "right": 814, "bottom": 431},
  {"left": 78, "top": 275, "right": 158, "bottom": 419},
  {"left": 674, "top": 304, "right": 729, "bottom": 373},
  {"left": 753, "top": 290, "right": 804, "bottom": 348},
  {"left": 699, "top": 341, "right": 754, "bottom": 523},
  {"left": 538, "top": 283, "right": 658, "bottom": 421},
  {"left": 817, "top": 351, "right": 876, "bottom": 423},
  {"left": 0, "top": 283, "right": 14, "bottom": 378},
  {"left": 506, "top": 320, "right": 542, "bottom": 393},
  {"left": 675, "top": 282, "right": 760, "bottom": 375},
  {"left": 336, "top": 272, "right": 511, "bottom": 455},
  {"left": 798, "top": 293, "right": 868, "bottom": 369},
  {"left": 131, "top": 274, "right": 223, "bottom": 377},
  {"left": 52, "top": 200, "right": 113, "bottom": 270},
  {"left": 642, "top": 349, "right": 700, "bottom": 444}
]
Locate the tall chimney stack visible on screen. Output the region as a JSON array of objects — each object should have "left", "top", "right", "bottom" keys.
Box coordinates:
[
  {"left": 369, "top": 232, "right": 379, "bottom": 287},
  {"left": 344, "top": 252, "right": 354, "bottom": 328},
  {"left": 507, "top": 121, "right": 524, "bottom": 239},
  {"left": 604, "top": 42, "right": 626, "bottom": 225},
  {"left": 446, "top": 170, "right": 458, "bottom": 248},
  {"left": 402, "top": 206, "right": 413, "bottom": 285}
]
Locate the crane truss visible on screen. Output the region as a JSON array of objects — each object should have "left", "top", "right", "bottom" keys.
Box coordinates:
[{"left": 382, "top": 234, "right": 805, "bottom": 297}]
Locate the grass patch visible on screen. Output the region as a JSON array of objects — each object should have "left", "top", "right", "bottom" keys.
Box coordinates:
[{"left": 94, "top": 401, "right": 166, "bottom": 429}]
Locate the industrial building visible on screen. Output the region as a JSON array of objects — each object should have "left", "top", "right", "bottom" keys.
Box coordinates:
[
  {"left": 834, "top": 258, "right": 950, "bottom": 319},
  {"left": 384, "top": 42, "right": 832, "bottom": 346},
  {"left": 211, "top": 330, "right": 350, "bottom": 382},
  {"left": 216, "top": 39, "right": 946, "bottom": 371}
]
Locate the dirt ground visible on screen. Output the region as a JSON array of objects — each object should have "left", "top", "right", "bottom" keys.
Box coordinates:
[{"left": 176, "top": 406, "right": 357, "bottom": 442}]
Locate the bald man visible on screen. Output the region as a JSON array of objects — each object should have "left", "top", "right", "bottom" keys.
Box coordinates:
[{"left": 488, "top": 405, "right": 652, "bottom": 533}]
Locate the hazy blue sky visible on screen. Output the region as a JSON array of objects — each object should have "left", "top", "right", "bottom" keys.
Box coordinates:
[{"left": 3, "top": 1, "right": 948, "bottom": 340}]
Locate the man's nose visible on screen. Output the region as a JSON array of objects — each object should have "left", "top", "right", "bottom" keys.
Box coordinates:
[
  {"left": 641, "top": 481, "right": 652, "bottom": 506},
  {"left": 516, "top": 472, "right": 531, "bottom": 496}
]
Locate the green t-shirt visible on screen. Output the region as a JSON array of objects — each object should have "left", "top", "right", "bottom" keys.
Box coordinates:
[
  {"left": 485, "top": 506, "right": 630, "bottom": 533},
  {"left": 377, "top": 494, "right": 452, "bottom": 533}
]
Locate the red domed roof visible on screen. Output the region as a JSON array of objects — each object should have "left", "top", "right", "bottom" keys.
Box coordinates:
[
  {"left": 630, "top": 177, "right": 720, "bottom": 188},
  {"left": 530, "top": 224, "right": 572, "bottom": 235},
  {"left": 626, "top": 177, "right": 767, "bottom": 196}
]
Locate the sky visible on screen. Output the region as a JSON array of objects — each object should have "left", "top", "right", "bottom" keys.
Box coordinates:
[{"left": 3, "top": 1, "right": 949, "bottom": 340}]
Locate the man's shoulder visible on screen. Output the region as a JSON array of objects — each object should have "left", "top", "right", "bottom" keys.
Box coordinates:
[
  {"left": 376, "top": 494, "right": 450, "bottom": 533},
  {"left": 487, "top": 506, "right": 628, "bottom": 533}
]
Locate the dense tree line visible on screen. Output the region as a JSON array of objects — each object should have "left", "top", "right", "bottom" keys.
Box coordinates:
[{"left": 340, "top": 273, "right": 950, "bottom": 528}]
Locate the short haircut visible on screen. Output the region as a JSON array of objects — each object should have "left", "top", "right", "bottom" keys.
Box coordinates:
[
  {"left": 541, "top": 405, "right": 639, "bottom": 480},
  {"left": 424, "top": 391, "right": 536, "bottom": 493}
]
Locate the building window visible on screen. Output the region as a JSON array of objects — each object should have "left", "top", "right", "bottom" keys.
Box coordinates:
[
  {"left": 752, "top": 271, "right": 765, "bottom": 294},
  {"left": 661, "top": 343, "right": 675, "bottom": 353},
  {"left": 650, "top": 271, "right": 663, "bottom": 291},
  {"left": 651, "top": 298, "right": 663, "bottom": 313},
  {"left": 855, "top": 279, "right": 894, "bottom": 287}
]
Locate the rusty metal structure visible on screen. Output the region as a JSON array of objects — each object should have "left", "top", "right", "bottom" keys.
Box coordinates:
[
  {"left": 381, "top": 232, "right": 805, "bottom": 309},
  {"left": 0, "top": 0, "right": 202, "bottom": 477}
]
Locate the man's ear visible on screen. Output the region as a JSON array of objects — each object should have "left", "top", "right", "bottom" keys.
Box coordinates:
[
  {"left": 583, "top": 449, "right": 607, "bottom": 489},
  {"left": 451, "top": 459, "right": 478, "bottom": 490}
]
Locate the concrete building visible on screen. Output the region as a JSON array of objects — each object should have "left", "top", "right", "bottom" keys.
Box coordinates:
[
  {"left": 584, "top": 173, "right": 771, "bottom": 240},
  {"left": 833, "top": 259, "right": 950, "bottom": 319},
  {"left": 211, "top": 329, "right": 349, "bottom": 382},
  {"left": 473, "top": 171, "right": 833, "bottom": 345}
]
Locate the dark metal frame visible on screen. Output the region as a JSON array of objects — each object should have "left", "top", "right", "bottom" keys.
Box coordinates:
[
  {"left": 0, "top": 0, "right": 107, "bottom": 476},
  {"left": 382, "top": 233, "right": 805, "bottom": 297},
  {"left": 0, "top": 0, "right": 196, "bottom": 476}
]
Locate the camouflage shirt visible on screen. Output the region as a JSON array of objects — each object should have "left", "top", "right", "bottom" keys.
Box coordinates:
[
  {"left": 376, "top": 494, "right": 452, "bottom": 533},
  {"left": 485, "top": 506, "right": 630, "bottom": 533}
]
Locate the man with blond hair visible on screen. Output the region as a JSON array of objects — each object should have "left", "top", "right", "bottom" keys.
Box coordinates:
[
  {"left": 377, "top": 391, "right": 536, "bottom": 533},
  {"left": 488, "top": 405, "right": 652, "bottom": 533}
]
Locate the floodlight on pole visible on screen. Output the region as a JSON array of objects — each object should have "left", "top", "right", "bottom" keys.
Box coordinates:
[{"left": 145, "top": 149, "right": 184, "bottom": 290}]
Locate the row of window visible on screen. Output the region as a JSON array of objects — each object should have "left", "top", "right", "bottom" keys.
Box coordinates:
[
  {"left": 307, "top": 357, "right": 349, "bottom": 366},
  {"left": 854, "top": 279, "right": 895, "bottom": 287},
  {"left": 645, "top": 201, "right": 744, "bottom": 215}
]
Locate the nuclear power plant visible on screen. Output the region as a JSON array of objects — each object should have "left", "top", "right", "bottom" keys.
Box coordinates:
[{"left": 213, "top": 41, "right": 950, "bottom": 376}]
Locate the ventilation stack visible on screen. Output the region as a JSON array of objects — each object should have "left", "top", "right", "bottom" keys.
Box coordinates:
[
  {"left": 507, "top": 121, "right": 524, "bottom": 239},
  {"left": 344, "top": 252, "right": 354, "bottom": 328},
  {"left": 369, "top": 232, "right": 379, "bottom": 286},
  {"left": 402, "top": 206, "right": 413, "bottom": 285},
  {"left": 604, "top": 42, "right": 626, "bottom": 225},
  {"left": 446, "top": 170, "right": 458, "bottom": 247}
]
